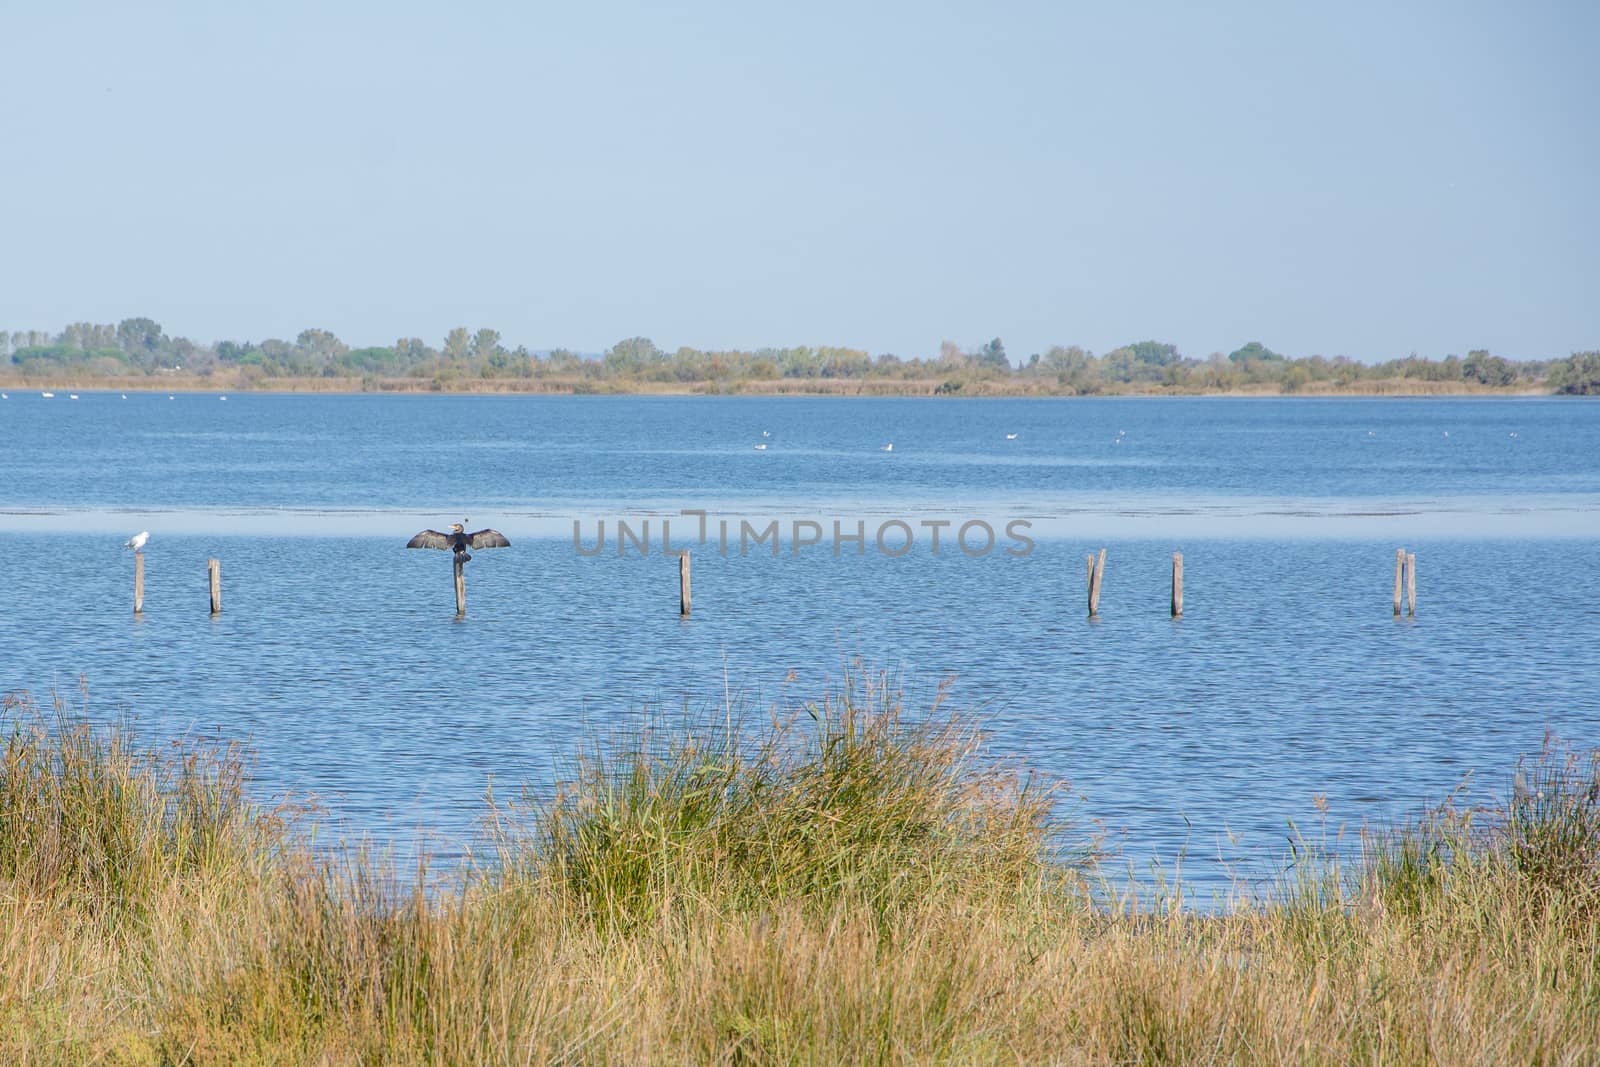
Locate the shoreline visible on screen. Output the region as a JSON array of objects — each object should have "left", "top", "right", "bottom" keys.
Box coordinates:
[{"left": 0, "top": 375, "right": 1559, "bottom": 399}]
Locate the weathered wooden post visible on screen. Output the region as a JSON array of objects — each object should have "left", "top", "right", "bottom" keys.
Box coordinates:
[
  {"left": 1405, "top": 552, "right": 1416, "bottom": 617},
  {"left": 1087, "top": 547, "right": 1106, "bottom": 617},
  {"left": 679, "top": 553, "right": 691, "bottom": 616},
  {"left": 207, "top": 558, "right": 221, "bottom": 615},
  {"left": 405, "top": 523, "right": 509, "bottom": 617},
  {"left": 133, "top": 552, "right": 144, "bottom": 615},
  {"left": 453, "top": 556, "right": 466, "bottom": 617},
  {"left": 1393, "top": 548, "right": 1405, "bottom": 617},
  {"left": 1171, "top": 552, "right": 1183, "bottom": 618}
]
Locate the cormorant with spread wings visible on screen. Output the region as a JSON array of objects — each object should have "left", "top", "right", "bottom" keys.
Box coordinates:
[{"left": 406, "top": 521, "right": 510, "bottom": 563}]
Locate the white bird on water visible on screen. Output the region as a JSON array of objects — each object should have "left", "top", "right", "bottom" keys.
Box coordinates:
[
  {"left": 1005, "top": 433, "right": 1018, "bottom": 440},
  {"left": 881, "top": 442, "right": 894, "bottom": 452},
  {"left": 754, "top": 443, "right": 767, "bottom": 450},
  {"left": 124, "top": 531, "right": 150, "bottom": 552}
]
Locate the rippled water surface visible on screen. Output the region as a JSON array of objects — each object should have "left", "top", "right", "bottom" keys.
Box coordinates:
[{"left": 2, "top": 392, "right": 1597, "bottom": 895}]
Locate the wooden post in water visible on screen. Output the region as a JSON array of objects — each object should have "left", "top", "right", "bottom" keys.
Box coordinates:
[
  {"left": 453, "top": 556, "right": 466, "bottom": 617},
  {"left": 133, "top": 552, "right": 144, "bottom": 615},
  {"left": 207, "top": 559, "right": 221, "bottom": 615},
  {"left": 1087, "top": 547, "right": 1106, "bottom": 617},
  {"left": 1171, "top": 552, "right": 1183, "bottom": 618},
  {"left": 679, "top": 553, "right": 691, "bottom": 616},
  {"left": 1406, "top": 552, "right": 1416, "bottom": 617},
  {"left": 1393, "top": 548, "right": 1405, "bottom": 617}
]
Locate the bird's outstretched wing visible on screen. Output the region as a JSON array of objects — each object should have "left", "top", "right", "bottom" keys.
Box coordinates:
[
  {"left": 407, "top": 530, "right": 454, "bottom": 550},
  {"left": 467, "top": 529, "right": 510, "bottom": 550}
]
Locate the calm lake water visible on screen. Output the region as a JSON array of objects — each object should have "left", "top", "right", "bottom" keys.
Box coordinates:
[{"left": 2, "top": 391, "right": 1598, "bottom": 897}]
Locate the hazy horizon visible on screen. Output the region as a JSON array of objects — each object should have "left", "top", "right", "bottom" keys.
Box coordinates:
[{"left": 3, "top": 1, "right": 1595, "bottom": 363}]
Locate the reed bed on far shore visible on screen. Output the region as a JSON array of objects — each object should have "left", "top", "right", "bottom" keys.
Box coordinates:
[{"left": 1, "top": 681, "right": 1596, "bottom": 1064}]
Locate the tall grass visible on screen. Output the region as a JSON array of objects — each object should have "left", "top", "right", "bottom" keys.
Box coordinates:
[
  {"left": 2, "top": 680, "right": 1597, "bottom": 1063},
  {"left": 0, "top": 687, "right": 273, "bottom": 920},
  {"left": 498, "top": 674, "right": 1069, "bottom": 933}
]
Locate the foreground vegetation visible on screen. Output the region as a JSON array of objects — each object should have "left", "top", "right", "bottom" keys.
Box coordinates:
[
  {"left": 2, "top": 681, "right": 1597, "bottom": 1064},
  {"left": 6, "top": 318, "right": 1599, "bottom": 395}
]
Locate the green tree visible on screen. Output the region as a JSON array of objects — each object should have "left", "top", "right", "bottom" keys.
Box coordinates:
[
  {"left": 295, "top": 329, "right": 349, "bottom": 373},
  {"left": 976, "top": 337, "right": 1009, "bottom": 370},
  {"left": 1042, "top": 345, "right": 1089, "bottom": 375},
  {"left": 1227, "top": 341, "right": 1284, "bottom": 364},
  {"left": 341, "top": 347, "right": 402, "bottom": 373},
  {"left": 1463, "top": 349, "right": 1516, "bottom": 386},
  {"left": 1128, "top": 340, "right": 1180, "bottom": 367},
  {"left": 116, "top": 318, "right": 167, "bottom": 370},
  {"left": 1550, "top": 351, "right": 1600, "bottom": 395},
  {"left": 473, "top": 328, "right": 502, "bottom": 361},
  {"left": 443, "top": 328, "right": 472, "bottom": 361},
  {"left": 1103, "top": 341, "right": 1181, "bottom": 384},
  {"left": 393, "top": 338, "right": 435, "bottom": 366},
  {"left": 545, "top": 348, "right": 580, "bottom": 373},
  {"left": 116, "top": 318, "right": 165, "bottom": 355},
  {"left": 603, "top": 337, "right": 661, "bottom": 376}
]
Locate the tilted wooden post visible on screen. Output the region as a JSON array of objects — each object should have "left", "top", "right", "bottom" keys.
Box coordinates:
[
  {"left": 207, "top": 558, "right": 221, "bottom": 615},
  {"left": 1406, "top": 552, "right": 1416, "bottom": 617},
  {"left": 1393, "top": 548, "right": 1405, "bottom": 617},
  {"left": 453, "top": 556, "right": 466, "bottom": 616},
  {"left": 133, "top": 552, "right": 144, "bottom": 615},
  {"left": 679, "top": 553, "right": 691, "bottom": 616},
  {"left": 1171, "top": 552, "right": 1183, "bottom": 618},
  {"left": 1087, "top": 547, "right": 1106, "bottom": 617}
]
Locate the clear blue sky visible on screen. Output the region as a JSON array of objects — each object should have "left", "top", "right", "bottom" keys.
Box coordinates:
[{"left": 2, "top": 0, "right": 1594, "bottom": 362}]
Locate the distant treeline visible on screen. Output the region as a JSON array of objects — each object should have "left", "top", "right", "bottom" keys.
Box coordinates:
[{"left": 3, "top": 320, "right": 1598, "bottom": 395}]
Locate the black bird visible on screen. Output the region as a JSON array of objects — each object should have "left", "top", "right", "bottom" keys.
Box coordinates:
[{"left": 406, "top": 521, "right": 510, "bottom": 563}]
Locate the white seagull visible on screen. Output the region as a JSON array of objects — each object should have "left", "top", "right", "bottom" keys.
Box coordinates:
[
  {"left": 1005, "top": 433, "right": 1018, "bottom": 440},
  {"left": 762, "top": 430, "right": 771, "bottom": 437},
  {"left": 754, "top": 443, "right": 767, "bottom": 450},
  {"left": 881, "top": 442, "right": 894, "bottom": 452},
  {"left": 124, "top": 531, "right": 150, "bottom": 552}
]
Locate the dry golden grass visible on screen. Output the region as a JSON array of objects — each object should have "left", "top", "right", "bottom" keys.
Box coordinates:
[{"left": 2, "top": 682, "right": 1596, "bottom": 1064}]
